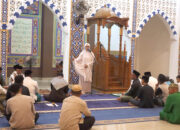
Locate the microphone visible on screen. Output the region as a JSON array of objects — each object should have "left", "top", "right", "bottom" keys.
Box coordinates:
[{"left": 88, "top": 48, "right": 91, "bottom": 52}]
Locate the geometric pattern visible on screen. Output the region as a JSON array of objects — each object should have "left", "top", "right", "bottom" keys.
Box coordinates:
[
  {"left": 0, "top": 0, "right": 179, "bottom": 81},
  {"left": 84, "top": 0, "right": 134, "bottom": 37},
  {"left": 135, "top": 0, "right": 177, "bottom": 38},
  {"left": 0, "top": 0, "right": 69, "bottom": 80},
  {"left": 22, "top": 1, "right": 40, "bottom": 15},
  {"left": 7, "top": 1, "right": 42, "bottom": 68},
  {"left": 135, "top": 10, "right": 177, "bottom": 37},
  {"left": 69, "top": 0, "right": 178, "bottom": 83},
  {"left": 7, "top": 16, "right": 41, "bottom": 67},
  {"left": 52, "top": 19, "right": 63, "bottom": 68},
  {"left": 69, "top": 0, "right": 84, "bottom": 84},
  {"left": 0, "top": 0, "right": 68, "bottom": 32}
]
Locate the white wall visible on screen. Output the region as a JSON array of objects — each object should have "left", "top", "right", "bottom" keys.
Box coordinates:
[
  {"left": 135, "top": 15, "right": 171, "bottom": 78},
  {"left": 94, "top": 25, "right": 131, "bottom": 60},
  {"left": 134, "top": 1, "right": 180, "bottom": 80},
  {"left": 168, "top": 0, "right": 180, "bottom": 81}
]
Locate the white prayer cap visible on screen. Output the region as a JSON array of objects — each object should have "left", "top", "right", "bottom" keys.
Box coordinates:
[{"left": 85, "top": 43, "right": 90, "bottom": 47}]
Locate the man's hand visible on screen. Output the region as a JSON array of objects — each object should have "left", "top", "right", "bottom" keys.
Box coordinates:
[{"left": 84, "top": 64, "right": 88, "bottom": 68}]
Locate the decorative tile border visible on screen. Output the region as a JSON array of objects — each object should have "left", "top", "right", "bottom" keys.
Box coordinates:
[
  {"left": 52, "top": 18, "right": 63, "bottom": 68},
  {"left": 1, "top": 0, "right": 9, "bottom": 80},
  {"left": 135, "top": 10, "right": 177, "bottom": 37}
]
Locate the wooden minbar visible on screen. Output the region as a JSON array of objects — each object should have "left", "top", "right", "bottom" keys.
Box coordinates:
[{"left": 86, "top": 6, "right": 131, "bottom": 93}]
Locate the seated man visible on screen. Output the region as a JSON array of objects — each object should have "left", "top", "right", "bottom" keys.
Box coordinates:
[
  {"left": 117, "top": 70, "right": 142, "bottom": 102},
  {"left": 6, "top": 75, "right": 30, "bottom": 100},
  {"left": 23, "top": 70, "right": 41, "bottom": 102},
  {"left": 44, "top": 72, "right": 69, "bottom": 102},
  {"left": 56, "top": 61, "right": 63, "bottom": 76},
  {"left": 160, "top": 83, "right": 180, "bottom": 124},
  {"left": 59, "top": 85, "right": 95, "bottom": 130},
  {"left": 144, "top": 72, "right": 157, "bottom": 91},
  {"left": 6, "top": 83, "right": 39, "bottom": 129},
  {"left": 129, "top": 76, "right": 154, "bottom": 108},
  {"left": 154, "top": 74, "right": 169, "bottom": 106},
  {"left": 0, "top": 85, "right": 7, "bottom": 117}
]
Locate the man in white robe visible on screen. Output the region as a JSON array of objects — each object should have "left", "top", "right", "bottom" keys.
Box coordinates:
[
  {"left": 9, "top": 64, "right": 24, "bottom": 85},
  {"left": 23, "top": 70, "right": 40, "bottom": 102},
  {"left": 144, "top": 72, "right": 158, "bottom": 91},
  {"left": 74, "top": 43, "right": 95, "bottom": 94}
]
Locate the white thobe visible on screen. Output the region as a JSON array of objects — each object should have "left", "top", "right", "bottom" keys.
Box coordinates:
[
  {"left": 23, "top": 77, "right": 39, "bottom": 101},
  {"left": 74, "top": 50, "right": 95, "bottom": 93},
  {"left": 9, "top": 71, "right": 25, "bottom": 85},
  {"left": 148, "top": 76, "right": 158, "bottom": 91}
]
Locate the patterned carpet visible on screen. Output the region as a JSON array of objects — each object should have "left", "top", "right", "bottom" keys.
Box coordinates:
[{"left": 0, "top": 94, "right": 163, "bottom": 129}]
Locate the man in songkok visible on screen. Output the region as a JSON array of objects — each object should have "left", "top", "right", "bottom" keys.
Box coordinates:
[
  {"left": 6, "top": 75, "right": 30, "bottom": 100},
  {"left": 160, "top": 83, "right": 180, "bottom": 124},
  {"left": 74, "top": 43, "right": 95, "bottom": 94},
  {"left": 6, "top": 83, "right": 39, "bottom": 129},
  {"left": 44, "top": 71, "right": 69, "bottom": 102},
  {"left": 144, "top": 72, "right": 158, "bottom": 91},
  {"left": 56, "top": 61, "right": 63, "bottom": 76},
  {"left": 154, "top": 74, "right": 169, "bottom": 106},
  {"left": 9, "top": 64, "right": 24, "bottom": 85},
  {"left": 23, "top": 70, "right": 41, "bottom": 102},
  {"left": 59, "top": 85, "right": 95, "bottom": 130},
  {"left": 176, "top": 75, "right": 180, "bottom": 92},
  {"left": 117, "top": 70, "right": 142, "bottom": 102},
  {"left": 129, "top": 76, "right": 154, "bottom": 108}
]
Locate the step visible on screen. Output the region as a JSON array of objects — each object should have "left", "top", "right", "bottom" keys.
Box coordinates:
[
  {"left": 109, "top": 81, "right": 122, "bottom": 86},
  {"left": 109, "top": 77, "right": 121, "bottom": 81}
]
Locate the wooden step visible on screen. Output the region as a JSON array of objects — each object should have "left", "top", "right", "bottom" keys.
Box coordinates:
[
  {"left": 109, "top": 76, "right": 121, "bottom": 81},
  {"left": 109, "top": 81, "right": 122, "bottom": 86}
]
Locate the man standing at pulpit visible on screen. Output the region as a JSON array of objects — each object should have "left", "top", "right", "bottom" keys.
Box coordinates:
[{"left": 74, "top": 43, "right": 95, "bottom": 94}]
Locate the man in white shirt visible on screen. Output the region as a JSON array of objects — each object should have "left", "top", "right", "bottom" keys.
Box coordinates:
[
  {"left": 144, "top": 72, "right": 158, "bottom": 91},
  {"left": 176, "top": 75, "right": 180, "bottom": 92},
  {"left": 9, "top": 64, "right": 24, "bottom": 85},
  {"left": 154, "top": 74, "right": 169, "bottom": 106},
  {"left": 23, "top": 70, "right": 41, "bottom": 102},
  {"left": 59, "top": 85, "right": 95, "bottom": 130}
]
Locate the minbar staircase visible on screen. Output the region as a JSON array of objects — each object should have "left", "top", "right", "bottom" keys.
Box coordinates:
[{"left": 92, "top": 46, "right": 131, "bottom": 93}]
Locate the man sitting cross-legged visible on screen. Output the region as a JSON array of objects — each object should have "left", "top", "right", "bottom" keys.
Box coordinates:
[
  {"left": 117, "top": 70, "right": 142, "bottom": 102},
  {"left": 59, "top": 84, "right": 95, "bottom": 130},
  {"left": 44, "top": 70, "right": 69, "bottom": 103},
  {"left": 6, "top": 75, "right": 30, "bottom": 100},
  {"left": 160, "top": 83, "right": 180, "bottom": 124},
  {"left": 128, "top": 76, "right": 154, "bottom": 108},
  {"left": 6, "top": 83, "right": 39, "bottom": 129},
  {"left": 23, "top": 70, "right": 41, "bottom": 102}
]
